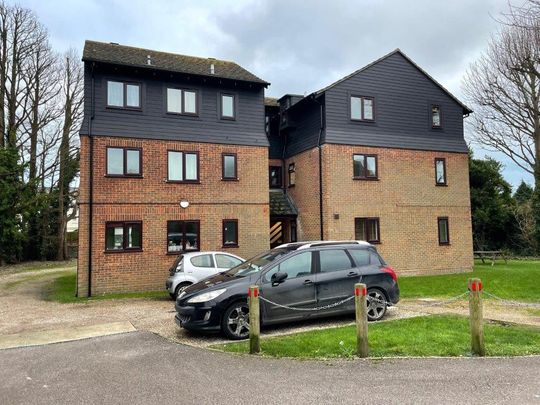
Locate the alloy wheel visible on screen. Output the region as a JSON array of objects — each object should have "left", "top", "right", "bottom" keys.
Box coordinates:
[
  {"left": 226, "top": 304, "right": 250, "bottom": 338},
  {"left": 367, "top": 290, "right": 387, "bottom": 321}
]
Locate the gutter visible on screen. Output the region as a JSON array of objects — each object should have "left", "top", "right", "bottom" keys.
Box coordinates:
[
  {"left": 312, "top": 95, "right": 325, "bottom": 240},
  {"left": 87, "top": 63, "right": 95, "bottom": 297}
]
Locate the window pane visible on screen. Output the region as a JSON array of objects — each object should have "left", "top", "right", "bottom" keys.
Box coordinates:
[
  {"left": 366, "top": 156, "right": 377, "bottom": 177},
  {"left": 367, "top": 219, "right": 379, "bottom": 242},
  {"left": 184, "top": 222, "right": 199, "bottom": 251},
  {"left": 432, "top": 106, "right": 441, "bottom": 126},
  {"left": 363, "top": 98, "right": 373, "bottom": 120},
  {"left": 355, "top": 218, "right": 366, "bottom": 240},
  {"left": 222, "top": 95, "right": 234, "bottom": 118},
  {"left": 264, "top": 251, "right": 311, "bottom": 282},
  {"left": 223, "top": 221, "right": 238, "bottom": 245},
  {"left": 349, "top": 249, "right": 370, "bottom": 266},
  {"left": 436, "top": 160, "right": 445, "bottom": 184},
  {"left": 126, "top": 223, "right": 141, "bottom": 249},
  {"left": 168, "top": 151, "right": 183, "bottom": 181},
  {"left": 288, "top": 163, "right": 295, "bottom": 186},
  {"left": 107, "top": 148, "right": 124, "bottom": 175},
  {"left": 439, "top": 219, "right": 449, "bottom": 244},
  {"left": 106, "top": 225, "right": 123, "bottom": 250},
  {"left": 353, "top": 155, "right": 365, "bottom": 178},
  {"left": 184, "top": 90, "right": 197, "bottom": 114},
  {"left": 126, "top": 150, "right": 140, "bottom": 175},
  {"left": 126, "top": 84, "right": 140, "bottom": 107},
  {"left": 185, "top": 153, "right": 198, "bottom": 180},
  {"left": 167, "top": 221, "right": 183, "bottom": 253},
  {"left": 107, "top": 81, "right": 123, "bottom": 107},
  {"left": 190, "top": 254, "right": 214, "bottom": 268},
  {"left": 216, "top": 254, "right": 243, "bottom": 268},
  {"left": 320, "top": 250, "right": 353, "bottom": 273},
  {"left": 269, "top": 166, "right": 282, "bottom": 187},
  {"left": 351, "top": 96, "right": 362, "bottom": 120},
  {"left": 167, "top": 88, "right": 182, "bottom": 113},
  {"left": 223, "top": 155, "right": 236, "bottom": 178}
]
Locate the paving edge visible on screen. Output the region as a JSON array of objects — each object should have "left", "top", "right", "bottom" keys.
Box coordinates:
[{"left": 0, "top": 321, "right": 136, "bottom": 350}]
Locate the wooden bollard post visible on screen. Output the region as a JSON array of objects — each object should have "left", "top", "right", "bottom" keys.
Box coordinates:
[
  {"left": 468, "top": 278, "right": 485, "bottom": 356},
  {"left": 355, "top": 283, "right": 369, "bottom": 358},
  {"left": 248, "top": 285, "right": 260, "bottom": 354}
]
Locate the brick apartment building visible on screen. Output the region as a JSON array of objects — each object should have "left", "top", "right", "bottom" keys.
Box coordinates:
[{"left": 77, "top": 41, "right": 473, "bottom": 296}]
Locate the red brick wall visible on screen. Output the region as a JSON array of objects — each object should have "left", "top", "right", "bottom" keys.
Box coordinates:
[
  {"left": 320, "top": 144, "right": 473, "bottom": 275},
  {"left": 285, "top": 148, "right": 321, "bottom": 241},
  {"left": 78, "top": 135, "right": 269, "bottom": 296}
]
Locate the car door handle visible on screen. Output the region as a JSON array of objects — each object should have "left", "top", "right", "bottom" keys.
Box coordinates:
[
  {"left": 303, "top": 279, "right": 313, "bottom": 285},
  {"left": 347, "top": 272, "right": 358, "bottom": 277}
]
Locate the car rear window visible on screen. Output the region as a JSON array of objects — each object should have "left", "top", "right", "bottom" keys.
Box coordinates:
[
  {"left": 348, "top": 249, "right": 370, "bottom": 266},
  {"left": 319, "top": 249, "right": 353, "bottom": 273},
  {"left": 190, "top": 254, "right": 214, "bottom": 268}
]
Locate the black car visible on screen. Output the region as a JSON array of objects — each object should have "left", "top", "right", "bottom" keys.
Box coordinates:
[{"left": 175, "top": 241, "right": 400, "bottom": 340}]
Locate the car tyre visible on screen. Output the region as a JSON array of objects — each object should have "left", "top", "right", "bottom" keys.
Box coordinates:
[
  {"left": 172, "top": 282, "right": 192, "bottom": 300},
  {"left": 221, "top": 300, "right": 250, "bottom": 340},
  {"left": 367, "top": 288, "right": 387, "bottom": 321}
]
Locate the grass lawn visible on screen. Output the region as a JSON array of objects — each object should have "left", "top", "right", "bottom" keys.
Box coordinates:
[
  {"left": 44, "top": 272, "right": 169, "bottom": 303},
  {"left": 213, "top": 315, "right": 540, "bottom": 358},
  {"left": 399, "top": 260, "right": 540, "bottom": 302}
]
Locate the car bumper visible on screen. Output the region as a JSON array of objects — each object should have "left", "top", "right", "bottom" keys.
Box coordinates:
[{"left": 175, "top": 302, "right": 222, "bottom": 333}]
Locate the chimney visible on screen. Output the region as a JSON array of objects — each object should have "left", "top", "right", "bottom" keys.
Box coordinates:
[
  {"left": 147, "top": 55, "right": 152, "bottom": 66},
  {"left": 210, "top": 63, "right": 215, "bottom": 74}
]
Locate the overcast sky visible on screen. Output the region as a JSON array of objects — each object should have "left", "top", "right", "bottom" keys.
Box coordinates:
[{"left": 16, "top": 0, "right": 533, "bottom": 188}]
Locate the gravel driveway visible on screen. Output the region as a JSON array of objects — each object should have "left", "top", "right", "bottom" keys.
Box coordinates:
[{"left": 1, "top": 266, "right": 538, "bottom": 348}]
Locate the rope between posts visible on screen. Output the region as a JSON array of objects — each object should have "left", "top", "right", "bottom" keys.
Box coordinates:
[
  {"left": 258, "top": 295, "right": 356, "bottom": 311},
  {"left": 483, "top": 291, "right": 540, "bottom": 308}
]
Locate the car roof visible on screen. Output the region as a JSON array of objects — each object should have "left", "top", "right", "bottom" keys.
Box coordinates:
[
  {"left": 177, "top": 251, "right": 244, "bottom": 258},
  {"left": 276, "top": 240, "right": 373, "bottom": 250}
]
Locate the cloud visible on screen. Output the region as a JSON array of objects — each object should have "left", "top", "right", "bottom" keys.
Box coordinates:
[{"left": 16, "top": 0, "right": 529, "bottom": 186}]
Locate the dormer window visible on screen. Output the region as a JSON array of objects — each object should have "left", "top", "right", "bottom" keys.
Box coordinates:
[
  {"left": 221, "top": 94, "right": 235, "bottom": 120},
  {"left": 350, "top": 96, "right": 374, "bottom": 121},
  {"left": 432, "top": 105, "right": 441, "bottom": 128},
  {"left": 166, "top": 88, "right": 198, "bottom": 115},
  {"left": 107, "top": 81, "right": 140, "bottom": 109}
]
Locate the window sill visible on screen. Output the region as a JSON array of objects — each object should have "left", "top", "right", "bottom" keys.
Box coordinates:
[
  {"left": 431, "top": 126, "right": 443, "bottom": 130},
  {"left": 435, "top": 183, "right": 448, "bottom": 187},
  {"left": 106, "top": 106, "right": 142, "bottom": 112},
  {"left": 166, "top": 180, "right": 201, "bottom": 184},
  {"left": 165, "top": 111, "right": 200, "bottom": 118},
  {"left": 222, "top": 244, "right": 239, "bottom": 249},
  {"left": 220, "top": 116, "right": 236, "bottom": 121},
  {"left": 105, "top": 174, "right": 143, "bottom": 178},
  {"left": 104, "top": 249, "right": 143, "bottom": 254},
  {"left": 221, "top": 178, "right": 239, "bottom": 182},
  {"left": 167, "top": 250, "right": 199, "bottom": 255},
  {"left": 353, "top": 177, "right": 379, "bottom": 181},
  {"left": 350, "top": 119, "right": 375, "bottom": 123},
  {"left": 368, "top": 241, "right": 381, "bottom": 245},
  {"left": 439, "top": 242, "right": 451, "bottom": 246}
]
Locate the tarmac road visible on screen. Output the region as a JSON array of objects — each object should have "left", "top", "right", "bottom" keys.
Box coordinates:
[{"left": 1, "top": 331, "right": 539, "bottom": 404}]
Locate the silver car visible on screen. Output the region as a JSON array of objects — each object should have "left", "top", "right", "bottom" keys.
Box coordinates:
[{"left": 166, "top": 251, "right": 245, "bottom": 299}]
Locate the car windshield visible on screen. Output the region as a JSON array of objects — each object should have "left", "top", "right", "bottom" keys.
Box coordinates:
[{"left": 223, "top": 249, "right": 290, "bottom": 277}]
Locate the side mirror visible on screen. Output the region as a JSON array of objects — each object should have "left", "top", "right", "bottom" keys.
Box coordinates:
[{"left": 271, "top": 271, "right": 288, "bottom": 285}]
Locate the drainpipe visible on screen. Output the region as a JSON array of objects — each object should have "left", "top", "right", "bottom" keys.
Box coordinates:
[
  {"left": 313, "top": 95, "right": 324, "bottom": 240},
  {"left": 87, "top": 63, "right": 96, "bottom": 297}
]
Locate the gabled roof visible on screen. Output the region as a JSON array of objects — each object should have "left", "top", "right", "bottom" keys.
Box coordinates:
[
  {"left": 315, "top": 49, "right": 472, "bottom": 115},
  {"left": 82, "top": 40, "right": 269, "bottom": 86},
  {"left": 264, "top": 97, "right": 279, "bottom": 107}
]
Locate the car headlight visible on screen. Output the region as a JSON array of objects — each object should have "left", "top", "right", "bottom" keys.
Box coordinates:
[{"left": 187, "top": 288, "right": 226, "bottom": 303}]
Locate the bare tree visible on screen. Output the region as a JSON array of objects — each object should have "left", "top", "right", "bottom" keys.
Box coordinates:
[
  {"left": 56, "top": 49, "right": 83, "bottom": 260},
  {"left": 463, "top": 0, "right": 540, "bottom": 250}
]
